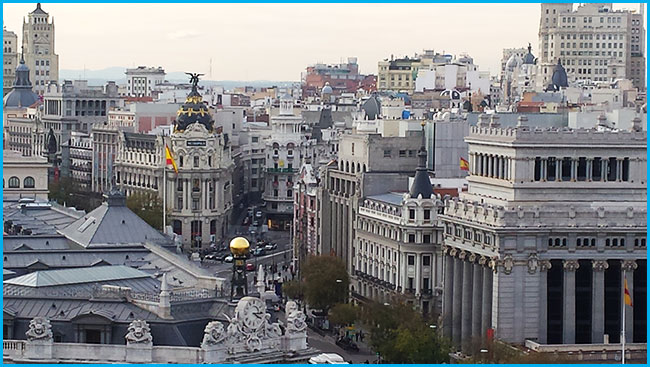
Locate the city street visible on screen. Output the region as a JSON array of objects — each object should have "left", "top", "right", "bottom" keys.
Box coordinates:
[{"left": 307, "top": 329, "right": 376, "bottom": 364}]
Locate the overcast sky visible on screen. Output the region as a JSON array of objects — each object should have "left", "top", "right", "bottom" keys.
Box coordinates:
[{"left": 2, "top": 3, "right": 642, "bottom": 81}]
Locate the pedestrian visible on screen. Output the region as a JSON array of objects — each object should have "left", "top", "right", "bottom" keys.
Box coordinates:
[{"left": 356, "top": 332, "right": 359, "bottom": 342}]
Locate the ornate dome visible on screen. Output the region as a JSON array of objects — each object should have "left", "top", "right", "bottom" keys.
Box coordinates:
[
  {"left": 522, "top": 43, "right": 536, "bottom": 65},
  {"left": 321, "top": 82, "right": 333, "bottom": 95},
  {"left": 3, "top": 55, "right": 39, "bottom": 109},
  {"left": 173, "top": 73, "right": 214, "bottom": 133},
  {"left": 551, "top": 59, "right": 569, "bottom": 89},
  {"left": 409, "top": 121, "right": 434, "bottom": 199}
]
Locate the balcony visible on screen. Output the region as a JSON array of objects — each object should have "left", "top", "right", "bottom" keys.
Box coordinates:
[
  {"left": 266, "top": 168, "right": 298, "bottom": 174},
  {"left": 421, "top": 289, "right": 433, "bottom": 299}
]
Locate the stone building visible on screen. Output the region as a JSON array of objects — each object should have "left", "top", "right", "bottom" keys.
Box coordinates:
[
  {"left": 3, "top": 26, "right": 19, "bottom": 96},
  {"left": 164, "top": 79, "right": 234, "bottom": 250},
  {"left": 538, "top": 3, "right": 645, "bottom": 89},
  {"left": 352, "top": 124, "right": 445, "bottom": 316},
  {"left": 21, "top": 3, "right": 59, "bottom": 94},
  {"left": 317, "top": 112, "right": 422, "bottom": 272},
  {"left": 439, "top": 116, "right": 647, "bottom": 351},
  {"left": 263, "top": 94, "right": 304, "bottom": 230},
  {"left": 3, "top": 150, "right": 49, "bottom": 201},
  {"left": 114, "top": 131, "right": 165, "bottom": 197},
  {"left": 65, "top": 131, "right": 93, "bottom": 190},
  {"left": 125, "top": 66, "right": 166, "bottom": 97},
  {"left": 238, "top": 123, "right": 271, "bottom": 204}
]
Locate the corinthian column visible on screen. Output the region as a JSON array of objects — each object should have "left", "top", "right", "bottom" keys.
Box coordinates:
[
  {"left": 562, "top": 260, "right": 579, "bottom": 344},
  {"left": 442, "top": 247, "right": 454, "bottom": 339},
  {"left": 621, "top": 260, "right": 637, "bottom": 343},
  {"left": 591, "top": 260, "right": 608, "bottom": 343},
  {"left": 471, "top": 254, "right": 483, "bottom": 342},
  {"left": 451, "top": 249, "right": 463, "bottom": 346},
  {"left": 480, "top": 256, "right": 493, "bottom": 339},
  {"left": 461, "top": 252, "right": 473, "bottom": 352}
]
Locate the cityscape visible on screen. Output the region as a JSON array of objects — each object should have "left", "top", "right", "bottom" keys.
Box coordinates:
[{"left": 2, "top": 2, "right": 647, "bottom": 364}]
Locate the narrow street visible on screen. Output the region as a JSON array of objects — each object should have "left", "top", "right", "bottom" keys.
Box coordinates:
[{"left": 307, "top": 328, "right": 376, "bottom": 364}]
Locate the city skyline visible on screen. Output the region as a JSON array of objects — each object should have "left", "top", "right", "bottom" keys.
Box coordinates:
[{"left": 3, "top": 3, "right": 640, "bottom": 81}]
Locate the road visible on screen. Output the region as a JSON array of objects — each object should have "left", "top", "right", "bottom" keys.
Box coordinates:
[{"left": 307, "top": 329, "right": 376, "bottom": 364}]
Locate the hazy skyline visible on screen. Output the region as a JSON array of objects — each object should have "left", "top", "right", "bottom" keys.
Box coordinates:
[{"left": 3, "top": 3, "right": 642, "bottom": 81}]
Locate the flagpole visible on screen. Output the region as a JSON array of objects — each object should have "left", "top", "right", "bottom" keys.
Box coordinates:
[
  {"left": 163, "top": 165, "right": 166, "bottom": 234},
  {"left": 621, "top": 269, "right": 626, "bottom": 365}
]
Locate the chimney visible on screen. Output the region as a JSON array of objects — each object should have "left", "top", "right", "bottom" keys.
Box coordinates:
[{"left": 489, "top": 114, "right": 500, "bottom": 128}]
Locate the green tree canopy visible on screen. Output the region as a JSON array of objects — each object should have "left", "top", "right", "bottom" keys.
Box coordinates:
[
  {"left": 126, "top": 192, "right": 166, "bottom": 231},
  {"left": 302, "top": 255, "right": 349, "bottom": 311},
  {"left": 328, "top": 303, "right": 359, "bottom": 327},
  {"left": 282, "top": 280, "right": 304, "bottom": 301},
  {"left": 361, "top": 301, "right": 450, "bottom": 364}
]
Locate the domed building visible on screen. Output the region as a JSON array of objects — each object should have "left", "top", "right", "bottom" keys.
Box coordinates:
[
  {"left": 502, "top": 43, "right": 540, "bottom": 104},
  {"left": 547, "top": 59, "right": 569, "bottom": 91},
  {"left": 3, "top": 55, "right": 39, "bottom": 110},
  {"left": 164, "top": 74, "right": 235, "bottom": 251},
  {"left": 321, "top": 82, "right": 333, "bottom": 104}
]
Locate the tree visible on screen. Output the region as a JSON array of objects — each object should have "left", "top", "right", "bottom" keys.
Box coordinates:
[
  {"left": 329, "top": 303, "right": 358, "bottom": 327},
  {"left": 126, "top": 192, "right": 166, "bottom": 231},
  {"left": 49, "top": 177, "right": 101, "bottom": 212},
  {"left": 282, "top": 280, "right": 304, "bottom": 301},
  {"left": 302, "top": 255, "right": 349, "bottom": 312},
  {"left": 361, "top": 301, "right": 451, "bottom": 364}
]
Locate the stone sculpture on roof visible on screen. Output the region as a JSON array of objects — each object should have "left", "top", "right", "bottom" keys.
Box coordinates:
[
  {"left": 25, "top": 317, "right": 53, "bottom": 342},
  {"left": 125, "top": 319, "right": 153, "bottom": 344},
  {"left": 221, "top": 296, "right": 282, "bottom": 354},
  {"left": 201, "top": 321, "right": 227, "bottom": 347}
]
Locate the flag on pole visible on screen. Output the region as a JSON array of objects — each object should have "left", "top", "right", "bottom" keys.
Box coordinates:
[
  {"left": 165, "top": 144, "right": 178, "bottom": 174},
  {"left": 624, "top": 275, "right": 633, "bottom": 307},
  {"left": 460, "top": 157, "right": 470, "bottom": 171}
]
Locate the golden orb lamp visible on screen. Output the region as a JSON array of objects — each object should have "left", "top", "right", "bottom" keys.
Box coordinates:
[{"left": 229, "top": 237, "right": 250, "bottom": 256}]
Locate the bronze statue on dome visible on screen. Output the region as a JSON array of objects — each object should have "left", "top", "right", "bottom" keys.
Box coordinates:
[{"left": 185, "top": 72, "right": 204, "bottom": 89}]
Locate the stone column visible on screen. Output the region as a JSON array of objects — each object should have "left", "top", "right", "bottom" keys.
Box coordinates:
[
  {"left": 562, "top": 260, "right": 579, "bottom": 344},
  {"left": 621, "top": 260, "right": 637, "bottom": 342},
  {"left": 591, "top": 260, "right": 608, "bottom": 343},
  {"left": 471, "top": 255, "right": 483, "bottom": 342},
  {"left": 480, "top": 257, "right": 493, "bottom": 339},
  {"left": 452, "top": 249, "right": 463, "bottom": 346},
  {"left": 538, "top": 260, "right": 552, "bottom": 344},
  {"left": 487, "top": 155, "right": 492, "bottom": 177},
  {"left": 443, "top": 248, "right": 454, "bottom": 339},
  {"left": 461, "top": 252, "right": 473, "bottom": 352}
]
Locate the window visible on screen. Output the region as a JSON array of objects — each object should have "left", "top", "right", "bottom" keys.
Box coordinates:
[
  {"left": 561, "top": 157, "right": 572, "bottom": 181},
  {"left": 273, "top": 189, "right": 278, "bottom": 197},
  {"left": 534, "top": 157, "right": 542, "bottom": 181},
  {"left": 179, "top": 155, "right": 184, "bottom": 167},
  {"left": 423, "top": 256, "right": 431, "bottom": 266},
  {"left": 577, "top": 157, "right": 587, "bottom": 181},
  {"left": 252, "top": 136, "right": 259, "bottom": 143},
  {"left": 607, "top": 157, "right": 617, "bottom": 181},
  {"left": 23, "top": 176, "right": 35, "bottom": 188},
  {"left": 177, "top": 196, "right": 183, "bottom": 209},
  {"left": 622, "top": 158, "right": 629, "bottom": 181},
  {"left": 192, "top": 198, "right": 200, "bottom": 210},
  {"left": 399, "top": 150, "right": 406, "bottom": 158},
  {"left": 424, "top": 210, "right": 430, "bottom": 220},
  {"left": 409, "top": 209, "right": 415, "bottom": 220},
  {"left": 383, "top": 150, "right": 391, "bottom": 158},
  {"left": 193, "top": 156, "right": 199, "bottom": 167},
  {"left": 423, "top": 234, "right": 431, "bottom": 243},
  {"left": 287, "top": 190, "right": 292, "bottom": 197},
  {"left": 408, "top": 234, "right": 416, "bottom": 243},
  {"left": 593, "top": 157, "right": 602, "bottom": 180},
  {"left": 8, "top": 176, "right": 19, "bottom": 188},
  {"left": 407, "top": 256, "right": 415, "bottom": 266},
  {"left": 547, "top": 157, "right": 556, "bottom": 181}
]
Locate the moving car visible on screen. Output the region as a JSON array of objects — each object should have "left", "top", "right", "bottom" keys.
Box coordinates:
[
  {"left": 264, "top": 243, "right": 277, "bottom": 251},
  {"left": 246, "top": 263, "right": 255, "bottom": 271},
  {"left": 253, "top": 248, "right": 266, "bottom": 257},
  {"left": 255, "top": 211, "right": 263, "bottom": 218},
  {"left": 224, "top": 255, "right": 234, "bottom": 263},
  {"left": 335, "top": 337, "right": 359, "bottom": 352},
  {"left": 308, "top": 353, "right": 349, "bottom": 364}
]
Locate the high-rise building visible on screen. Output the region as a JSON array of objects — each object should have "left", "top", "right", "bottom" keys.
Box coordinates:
[
  {"left": 3, "top": 26, "right": 19, "bottom": 96},
  {"left": 440, "top": 116, "right": 647, "bottom": 351},
  {"left": 21, "top": 3, "right": 59, "bottom": 94},
  {"left": 302, "top": 57, "right": 364, "bottom": 98},
  {"left": 538, "top": 3, "right": 645, "bottom": 90}
]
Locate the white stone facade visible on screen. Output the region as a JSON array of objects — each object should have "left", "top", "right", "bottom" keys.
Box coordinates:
[
  {"left": 125, "top": 66, "right": 166, "bottom": 97},
  {"left": 3, "top": 149, "right": 49, "bottom": 200},
  {"left": 439, "top": 121, "right": 647, "bottom": 350},
  {"left": 21, "top": 3, "right": 59, "bottom": 94}
]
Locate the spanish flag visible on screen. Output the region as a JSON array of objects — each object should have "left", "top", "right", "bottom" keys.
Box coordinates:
[
  {"left": 165, "top": 144, "right": 178, "bottom": 174},
  {"left": 460, "top": 157, "right": 470, "bottom": 171},
  {"left": 624, "top": 275, "right": 633, "bottom": 307}
]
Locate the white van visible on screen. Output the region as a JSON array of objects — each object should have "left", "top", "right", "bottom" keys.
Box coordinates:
[{"left": 308, "top": 353, "right": 349, "bottom": 364}]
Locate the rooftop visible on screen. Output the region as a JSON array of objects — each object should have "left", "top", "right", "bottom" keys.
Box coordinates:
[
  {"left": 4, "top": 265, "right": 151, "bottom": 288},
  {"left": 366, "top": 192, "right": 406, "bottom": 206}
]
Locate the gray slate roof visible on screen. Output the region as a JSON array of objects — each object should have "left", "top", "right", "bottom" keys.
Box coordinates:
[
  {"left": 4, "top": 265, "right": 152, "bottom": 288},
  {"left": 58, "top": 192, "right": 167, "bottom": 247}
]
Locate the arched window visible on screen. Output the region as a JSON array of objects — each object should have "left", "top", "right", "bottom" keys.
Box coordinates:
[
  {"left": 172, "top": 220, "right": 182, "bottom": 235},
  {"left": 8, "top": 176, "right": 20, "bottom": 188},
  {"left": 24, "top": 176, "right": 35, "bottom": 188}
]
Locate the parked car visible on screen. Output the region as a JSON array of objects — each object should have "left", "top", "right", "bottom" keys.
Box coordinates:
[
  {"left": 335, "top": 337, "right": 359, "bottom": 352},
  {"left": 309, "top": 353, "right": 349, "bottom": 364},
  {"left": 255, "top": 211, "right": 263, "bottom": 218},
  {"left": 204, "top": 254, "right": 219, "bottom": 261},
  {"left": 224, "top": 255, "right": 234, "bottom": 263},
  {"left": 252, "top": 220, "right": 260, "bottom": 227},
  {"left": 246, "top": 263, "right": 255, "bottom": 271},
  {"left": 253, "top": 248, "right": 266, "bottom": 257},
  {"left": 264, "top": 243, "right": 277, "bottom": 251}
]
